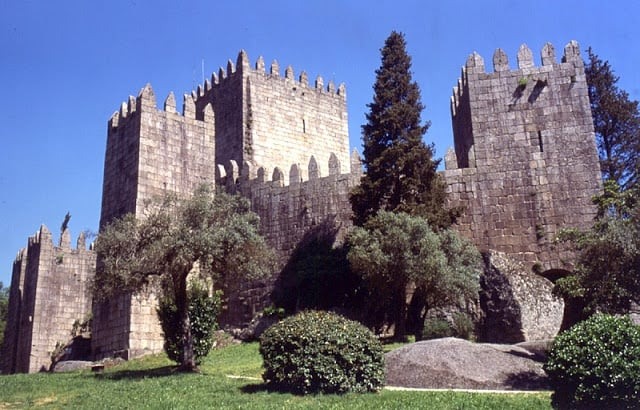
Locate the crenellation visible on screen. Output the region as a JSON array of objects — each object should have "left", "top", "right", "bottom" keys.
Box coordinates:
[
  {"left": 562, "top": 40, "right": 581, "bottom": 63},
  {"left": 183, "top": 94, "right": 196, "bottom": 118},
  {"left": 255, "top": 56, "right": 265, "bottom": 72},
  {"left": 270, "top": 60, "right": 279, "bottom": 76},
  {"left": 517, "top": 44, "right": 534, "bottom": 69},
  {"left": 237, "top": 50, "right": 250, "bottom": 73},
  {"left": 164, "top": 92, "right": 177, "bottom": 113},
  {"left": 285, "top": 65, "right": 294, "bottom": 80},
  {"left": 299, "top": 71, "right": 308, "bottom": 86},
  {"left": 493, "top": 48, "right": 509, "bottom": 72},
  {"left": 127, "top": 95, "right": 136, "bottom": 115},
  {"left": 227, "top": 59, "right": 235, "bottom": 75},
  {"left": 541, "top": 42, "right": 556, "bottom": 66}
]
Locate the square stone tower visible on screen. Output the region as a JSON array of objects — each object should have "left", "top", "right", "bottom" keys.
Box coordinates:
[
  {"left": 94, "top": 51, "right": 351, "bottom": 359},
  {"left": 444, "top": 41, "right": 602, "bottom": 272}
]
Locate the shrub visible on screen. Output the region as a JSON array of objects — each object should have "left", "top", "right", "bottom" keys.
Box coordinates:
[
  {"left": 259, "top": 310, "right": 384, "bottom": 394},
  {"left": 157, "top": 285, "right": 221, "bottom": 365},
  {"left": 422, "top": 313, "right": 475, "bottom": 341},
  {"left": 544, "top": 314, "right": 640, "bottom": 409},
  {"left": 422, "top": 318, "right": 454, "bottom": 340}
]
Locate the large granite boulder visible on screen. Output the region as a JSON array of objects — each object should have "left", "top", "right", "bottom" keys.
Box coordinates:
[
  {"left": 478, "top": 251, "right": 563, "bottom": 342},
  {"left": 385, "top": 338, "right": 548, "bottom": 390}
]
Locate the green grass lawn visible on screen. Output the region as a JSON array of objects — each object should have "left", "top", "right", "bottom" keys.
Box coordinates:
[{"left": 0, "top": 342, "right": 552, "bottom": 409}]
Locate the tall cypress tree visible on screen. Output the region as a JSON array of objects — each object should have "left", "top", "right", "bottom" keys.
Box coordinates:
[{"left": 351, "top": 31, "right": 455, "bottom": 228}]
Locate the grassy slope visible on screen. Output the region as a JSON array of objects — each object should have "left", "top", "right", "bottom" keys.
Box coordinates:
[{"left": 0, "top": 343, "right": 551, "bottom": 409}]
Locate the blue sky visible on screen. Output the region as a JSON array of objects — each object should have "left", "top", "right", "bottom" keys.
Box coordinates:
[{"left": 1, "top": 0, "right": 638, "bottom": 286}]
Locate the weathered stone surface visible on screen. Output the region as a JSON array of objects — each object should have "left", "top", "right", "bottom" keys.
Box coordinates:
[
  {"left": 385, "top": 338, "right": 548, "bottom": 390},
  {"left": 446, "top": 41, "right": 602, "bottom": 274},
  {"left": 51, "top": 360, "right": 94, "bottom": 373},
  {"left": 0, "top": 226, "right": 95, "bottom": 374},
  {"left": 3, "top": 43, "right": 603, "bottom": 373},
  {"left": 478, "top": 251, "right": 563, "bottom": 343}
]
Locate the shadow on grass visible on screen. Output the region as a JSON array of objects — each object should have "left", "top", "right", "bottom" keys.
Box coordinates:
[
  {"left": 95, "top": 365, "right": 178, "bottom": 380},
  {"left": 504, "top": 371, "right": 550, "bottom": 390},
  {"left": 240, "top": 382, "right": 311, "bottom": 396}
]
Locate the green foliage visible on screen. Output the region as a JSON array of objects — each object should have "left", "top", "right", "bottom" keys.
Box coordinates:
[
  {"left": 554, "top": 183, "right": 640, "bottom": 322},
  {"left": 347, "top": 211, "right": 481, "bottom": 340},
  {"left": 0, "top": 281, "right": 8, "bottom": 347},
  {"left": 422, "top": 318, "right": 454, "bottom": 340},
  {"left": 544, "top": 314, "right": 640, "bottom": 409},
  {"left": 259, "top": 310, "right": 385, "bottom": 394},
  {"left": 350, "top": 31, "right": 457, "bottom": 229},
  {"left": 158, "top": 284, "right": 221, "bottom": 365},
  {"left": 422, "top": 313, "right": 475, "bottom": 341},
  {"left": 585, "top": 48, "right": 640, "bottom": 190},
  {"left": 94, "top": 184, "right": 274, "bottom": 370}
]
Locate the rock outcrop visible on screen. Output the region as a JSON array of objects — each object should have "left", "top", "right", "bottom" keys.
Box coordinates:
[
  {"left": 478, "top": 251, "right": 563, "bottom": 342},
  {"left": 385, "top": 338, "right": 548, "bottom": 390}
]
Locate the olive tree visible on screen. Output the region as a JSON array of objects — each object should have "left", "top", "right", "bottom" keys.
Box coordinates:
[
  {"left": 94, "top": 184, "right": 273, "bottom": 371},
  {"left": 347, "top": 211, "right": 480, "bottom": 340}
]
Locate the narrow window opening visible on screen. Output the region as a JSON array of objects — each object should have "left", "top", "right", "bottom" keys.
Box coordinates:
[
  {"left": 538, "top": 130, "right": 544, "bottom": 152},
  {"left": 302, "top": 118, "right": 306, "bottom": 133}
]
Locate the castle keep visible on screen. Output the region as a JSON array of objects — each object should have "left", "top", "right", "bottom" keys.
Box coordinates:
[
  {"left": 1, "top": 42, "right": 602, "bottom": 373},
  {"left": 445, "top": 41, "right": 601, "bottom": 273}
]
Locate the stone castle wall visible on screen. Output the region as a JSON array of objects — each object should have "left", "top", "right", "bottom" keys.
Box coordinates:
[
  {"left": 444, "top": 41, "right": 602, "bottom": 272},
  {"left": 0, "top": 227, "right": 95, "bottom": 374},
  {"left": 216, "top": 152, "right": 362, "bottom": 325},
  {"left": 3, "top": 43, "right": 605, "bottom": 371},
  {"left": 93, "top": 52, "right": 350, "bottom": 358}
]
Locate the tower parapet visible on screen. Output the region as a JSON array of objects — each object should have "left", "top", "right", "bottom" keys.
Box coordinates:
[
  {"left": 101, "top": 84, "right": 215, "bottom": 228},
  {"left": 445, "top": 41, "right": 602, "bottom": 271},
  {"left": 193, "top": 51, "right": 349, "bottom": 180}
]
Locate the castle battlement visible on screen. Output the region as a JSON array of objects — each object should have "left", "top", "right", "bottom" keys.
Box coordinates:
[
  {"left": 191, "top": 50, "right": 346, "bottom": 104},
  {"left": 24, "top": 224, "right": 93, "bottom": 253},
  {"left": 451, "top": 41, "right": 584, "bottom": 119},
  {"left": 108, "top": 84, "right": 214, "bottom": 132},
  {"left": 445, "top": 40, "right": 601, "bottom": 272},
  {"left": 216, "top": 149, "right": 362, "bottom": 190}
]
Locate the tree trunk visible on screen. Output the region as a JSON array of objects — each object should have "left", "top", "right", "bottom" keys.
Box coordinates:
[
  {"left": 393, "top": 285, "right": 408, "bottom": 342},
  {"left": 175, "top": 276, "right": 197, "bottom": 372}
]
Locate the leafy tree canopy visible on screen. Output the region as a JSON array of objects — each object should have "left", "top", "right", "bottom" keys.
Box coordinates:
[
  {"left": 351, "top": 31, "right": 457, "bottom": 228},
  {"left": 94, "top": 185, "right": 274, "bottom": 371},
  {"left": 554, "top": 181, "right": 640, "bottom": 322},
  {"left": 347, "top": 211, "right": 480, "bottom": 340},
  {"left": 585, "top": 48, "right": 640, "bottom": 190}
]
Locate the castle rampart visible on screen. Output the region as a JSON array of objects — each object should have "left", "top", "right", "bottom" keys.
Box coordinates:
[
  {"left": 445, "top": 41, "right": 602, "bottom": 271},
  {"left": 215, "top": 150, "right": 362, "bottom": 324},
  {"left": 0, "top": 226, "right": 95, "bottom": 374}
]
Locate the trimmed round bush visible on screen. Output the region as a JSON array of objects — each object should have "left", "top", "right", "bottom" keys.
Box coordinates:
[
  {"left": 259, "top": 310, "right": 384, "bottom": 394},
  {"left": 544, "top": 314, "right": 640, "bottom": 409}
]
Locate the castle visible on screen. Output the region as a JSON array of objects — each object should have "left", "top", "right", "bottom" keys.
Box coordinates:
[{"left": 1, "top": 41, "right": 601, "bottom": 373}]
